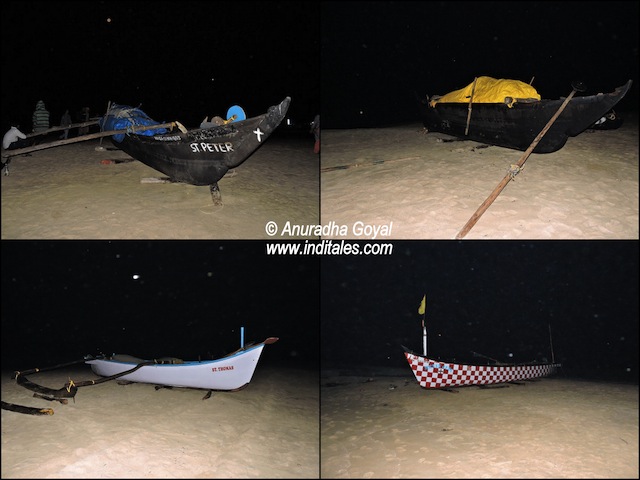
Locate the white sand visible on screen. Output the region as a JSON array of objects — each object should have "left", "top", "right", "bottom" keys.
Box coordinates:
[
  {"left": 1, "top": 136, "right": 319, "bottom": 239},
  {"left": 320, "top": 117, "right": 638, "bottom": 239},
  {"left": 321, "top": 374, "right": 639, "bottom": 478},
  {"left": 1, "top": 365, "right": 319, "bottom": 478}
]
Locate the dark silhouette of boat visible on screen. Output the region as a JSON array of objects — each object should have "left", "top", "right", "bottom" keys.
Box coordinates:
[{"left": 419, "top": 78, "right": 631, "bottom": 153}]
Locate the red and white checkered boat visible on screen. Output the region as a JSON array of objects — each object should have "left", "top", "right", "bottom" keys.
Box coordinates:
[{"left": 404, "top": 350, "right": 560, "bottom": 389}]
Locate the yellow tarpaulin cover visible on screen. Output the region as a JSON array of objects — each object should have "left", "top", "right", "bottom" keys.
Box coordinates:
[{"left": 429, "top": 76, "right": 541, "bottom": 107}]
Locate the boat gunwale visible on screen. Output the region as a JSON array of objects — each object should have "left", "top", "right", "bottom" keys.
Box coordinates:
[
  {"left": 88, "top": 342, "right": 267, "bottom": 368},
  {"left": 403, "top": 348, "right": 561, "bottom": 370},
  {"left": 406, "top": 356, "right": 561, "bottom": 371}
]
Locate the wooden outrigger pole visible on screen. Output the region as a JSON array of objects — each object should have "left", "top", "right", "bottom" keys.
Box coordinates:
[
  {"left": 1, "top": 356, "right": 159, "bottom": 415},
  {"left": 23, "top": 119, "right": 101, "bottom": 139},
  {"left": 2, "top": 121, "right": 184, "bottom": 160}
]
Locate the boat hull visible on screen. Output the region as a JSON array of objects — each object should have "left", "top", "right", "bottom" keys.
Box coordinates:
[
  {"left": 405, "top": 352, "right": 560, "bottom": 389},
  {"left": 113, "top": 97, "right": 291, "bottom": 186},
  {"left": 86, "top": 341, "right": 273, "bottom": 390},
  {"left": 420, "top": 80, "right": 631, "bottom": 153}
]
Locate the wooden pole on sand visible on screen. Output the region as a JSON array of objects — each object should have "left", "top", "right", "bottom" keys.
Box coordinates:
[
  {"left": 455, "top": 81, "right": 586, "bottom": 240},
  {"left": 465, "top": 77, "right": 478, "bottom": 136}
]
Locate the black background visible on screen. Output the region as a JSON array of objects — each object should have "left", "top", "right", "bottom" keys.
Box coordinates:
[
  {"left": 322, "top": 1, "right": 638, "bottom": 127},
  {"left": 2, "top": 1, "right": 320, "bottom": 135},
  {"left": 1, "top": 241, "right": 320, "bottom": 371},
  {"left": 322, "top": 241, "right": 638, "bottom": 383}
]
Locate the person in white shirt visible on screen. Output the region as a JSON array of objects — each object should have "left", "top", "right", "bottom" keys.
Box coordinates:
[{"left": 2, "top": 125, "right": 29, "bottom": 150}]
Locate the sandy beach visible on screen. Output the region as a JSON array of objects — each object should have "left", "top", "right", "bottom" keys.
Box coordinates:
[
  {"left": 1, "top": 134, "right": 319, "bottom": 239},
  {"left": 320, "top": 116, "right": 638, "bottom": 239},
  {"left": 321, "top": 372, "right": 639, "bottom": 478},
  {"left": 1, "top": 364, "right": 319, "bottom": 479}
]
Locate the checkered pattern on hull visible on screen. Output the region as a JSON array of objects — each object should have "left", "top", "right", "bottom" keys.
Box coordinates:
[{"left": 405, "top": 352, "right": 560, "bottom": 389}]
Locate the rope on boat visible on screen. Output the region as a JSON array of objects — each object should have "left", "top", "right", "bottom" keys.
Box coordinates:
[{"left": 508, "top": 164, "right": 524, "bottom": 179}]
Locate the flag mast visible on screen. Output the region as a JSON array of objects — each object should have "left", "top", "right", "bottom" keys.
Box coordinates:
[{"left": 418, "top": 294, "right": 427, "bottom": 356}]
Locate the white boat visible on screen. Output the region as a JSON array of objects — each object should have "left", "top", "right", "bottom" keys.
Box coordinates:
[{"left": 85, "top": 337, "right": 278, "bottom": 391}]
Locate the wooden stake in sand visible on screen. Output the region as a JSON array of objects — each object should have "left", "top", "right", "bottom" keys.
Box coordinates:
[
  {"left": 464, "top": 77, "right": 478, "bottom": 136},
  {"left": 455, "top": 81, "right": 586, "bottom": 240}
]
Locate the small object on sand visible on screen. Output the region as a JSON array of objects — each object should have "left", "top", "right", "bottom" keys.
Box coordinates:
[
  {"left": 140, "top": 177, "right": 174, "bottom": 184},
  {"left": 202, "top": 390, "right": 214, "bottom": 400},
  {"left": 210, "top": 183, "right": 223, "bottom": 206},
  {"left": 100, "top": 159, "right": 134, "bottom": 165}
]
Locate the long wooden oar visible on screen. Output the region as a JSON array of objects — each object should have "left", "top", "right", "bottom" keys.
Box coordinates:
[{"left": 455, "top": 81, "right": 587, "bottom": 239}]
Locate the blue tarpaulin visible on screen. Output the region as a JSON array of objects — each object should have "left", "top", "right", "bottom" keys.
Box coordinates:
[{"left": 99, "top": 104, "right": 168, "bottom": 142}]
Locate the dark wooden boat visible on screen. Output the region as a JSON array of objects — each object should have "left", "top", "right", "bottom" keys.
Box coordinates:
[
  {"left": 419, "top": 79, "right": 632, "bottom": 153},
  {"left": 101, "top": 97, "right": 291, "bottom": 203}
]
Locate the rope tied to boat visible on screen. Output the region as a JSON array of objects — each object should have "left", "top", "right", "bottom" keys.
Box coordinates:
[{"left": 508, "top": 164, "right": 523, "bottom": 180}]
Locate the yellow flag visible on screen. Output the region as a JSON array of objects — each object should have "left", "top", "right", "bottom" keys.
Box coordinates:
[{"left": 418, "top": 294, "right": 426, "bottom": 315}]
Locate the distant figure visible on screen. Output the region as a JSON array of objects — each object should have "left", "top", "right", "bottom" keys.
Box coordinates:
[
  {"left": 2, "top": 125, "right": 29, "bottom": 150},
  {"left": 78, "top": 106, "right": 90, "bottom": 135},
  {"left": 310, "top": 114, "right": 320, "bottom": 154},
  {"left": 32, "top": 100, "right": 50, "bottom": 133},
  {"left": 60, "top": 109, "right": 72, "bottom": 139}
]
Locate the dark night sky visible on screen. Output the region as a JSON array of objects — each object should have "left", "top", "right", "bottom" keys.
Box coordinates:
[
  {"left": 1, "top": 1, "right": 319, "bottom": 134},
  {"left": 322, "top": 1, "right": 639, "bottom": 128},
  {"left": 322, "top": 241, "right": 639, "bottom": 384},
  {"left": 1, "top": 241, "right": 320, "bottom": 371},
  {"left": 1, "top": 241, "right": 638, "bottom": 384}
]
